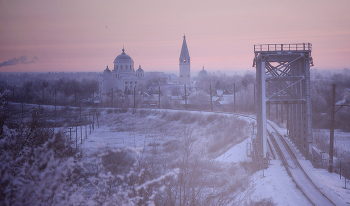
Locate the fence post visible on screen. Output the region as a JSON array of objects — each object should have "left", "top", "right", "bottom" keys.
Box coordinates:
[
  {"left": 75, "top": 126, "right": 78, "bottom": 150},
  {"left": 80, "top": 125, "right": 82, "bottom": 144}
]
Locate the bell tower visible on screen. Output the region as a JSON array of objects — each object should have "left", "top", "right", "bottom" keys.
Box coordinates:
[{"left": 179, "top": 35, "right": 191, "bottom": 84}]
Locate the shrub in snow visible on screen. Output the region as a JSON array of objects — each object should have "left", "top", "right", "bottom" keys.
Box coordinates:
[
  {"left": 0, "top": 123, "right": 178, "bottom": 205},
  {"left": 0, "top": 90, "right": 10, "bottom": 136}
]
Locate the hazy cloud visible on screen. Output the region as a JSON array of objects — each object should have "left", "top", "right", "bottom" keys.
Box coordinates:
[{"left": 0, "top": 56, "right": 38, "bottom": 67}]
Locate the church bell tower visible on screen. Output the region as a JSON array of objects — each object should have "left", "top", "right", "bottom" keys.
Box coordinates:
[{"left": 179, "top": 35, "right": 191, "bottom": 84}]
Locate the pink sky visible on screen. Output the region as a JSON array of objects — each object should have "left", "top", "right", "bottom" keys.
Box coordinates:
[{"left": 1, "top": 0, "right": 349, "bottom": 73}]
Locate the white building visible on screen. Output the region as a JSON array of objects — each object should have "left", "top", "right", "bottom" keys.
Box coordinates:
[
  {"left": 99, "top": 47, "right": 145, "bottom": 95},
  {"left": 179, "top": 35, "right": 191, "bottom": 85}
]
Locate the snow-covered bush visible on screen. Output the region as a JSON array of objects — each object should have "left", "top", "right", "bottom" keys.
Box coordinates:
[
  {"left": 0, "top": 121, "right": 178, "bottom": 205},
  {"left": 0, "top": 90, "right": 10, "bottom": 136}
]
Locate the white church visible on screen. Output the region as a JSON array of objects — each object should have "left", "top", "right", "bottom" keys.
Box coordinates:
[
  {"left": 99, "top": 35, "right": 193, "bottom": 97},
  {"left": 179, "top": 35, "right": 191, "bottom": 85},
  {"left": 99, "top": 47, "right": 145, "bottom": 95}
]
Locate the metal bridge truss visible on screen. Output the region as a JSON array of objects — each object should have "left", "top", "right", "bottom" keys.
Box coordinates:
[{"left": 253, "top": 43, "right": 314, "bottom": 161}]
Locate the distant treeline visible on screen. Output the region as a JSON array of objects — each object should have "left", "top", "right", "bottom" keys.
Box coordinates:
[
  {"left": 1, "top": 70, "right": 349, "bottom": 131},
  {"left": 0, "top": 72, "right": 98, "bottom": 106}
]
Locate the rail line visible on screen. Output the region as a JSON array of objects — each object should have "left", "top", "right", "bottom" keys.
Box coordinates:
[{"left": 233, "top": 113, "right": 336, "bottom": 206}]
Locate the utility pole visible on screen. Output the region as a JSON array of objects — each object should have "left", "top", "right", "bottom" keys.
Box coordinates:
[
  {"left": 134, "top": 86, "right": 136, "bottom": 108},
  {"left": 329, "top": 84, "right": 336, "bottom": 173},
  {"left": 286, "top": 104, "right": 289, "bottom": 135},
  {"left": 210, "top": 84, "right": 212, "bottom": 112},
  {"left": 91, "top": 89, "right": 94, "bottom": 108},
  {"left": 328, "top": 84, "right": 350, "bottom": 173},
  {"left": 89, "top": 113, "right": 91, "bottom": 134},
  {"left": 276, "top": 87, "right": 279, "bottom": 121},
  {"left": 12, "top": 86, "right": 15, "bottom": 102},
  {"left": 54, "top": 89, "right": 57, "bottom": 119},
  {"left": 281, "top": 104, "right": 284, "bottom": 123},
  {"left": 42, "top": 85, "right": 44, "bottom": 105},
  {"left": 26, "top": 86, "right": 29, "bottom": 104},
  {"left": 85, "top": 115, "right": 87, "bottom": 139},
  {"left": 184, "top": 84, "right": 187, "bottom": 110},
  {"left": 92, "top": 112, "right": 94, "bottom": 130},
  {"left": 111, "top": 88, "right": 113, "bottom": 107},
  {"left": 254, "top": 84, "right": 256, "bottom": 112},
  {"left": 158, "top": 86, "right": 160, "bottom": 109},
  {"left": 68, "top": 127, "right": 72, "bottom": 141},
  {"left": 233, "top": 83, "right": 236, "bottom": 112},
  {"left": 75, "top": 89, "right": 77, "bottom": 107}
]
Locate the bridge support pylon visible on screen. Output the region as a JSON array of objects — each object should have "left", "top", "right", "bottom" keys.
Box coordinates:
[{"left": 253, "top": 43, "right": 314, "bottom": 160}]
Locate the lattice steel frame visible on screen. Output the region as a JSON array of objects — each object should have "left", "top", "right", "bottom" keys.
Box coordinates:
[{"left": 253, "top": 43, "right": 313, "bottom": 160}]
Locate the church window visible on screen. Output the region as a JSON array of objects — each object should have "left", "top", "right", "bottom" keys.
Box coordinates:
[
  {"left": 125, "top": 81, "right": 128, "bottom": 84},
  {"left": 121, "top": 65, "right": 123, "bottom": 70}
]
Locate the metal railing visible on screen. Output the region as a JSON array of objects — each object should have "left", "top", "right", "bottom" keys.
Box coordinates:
[{"left": 254, "top": 43, "right": 312, "bottom": 52}]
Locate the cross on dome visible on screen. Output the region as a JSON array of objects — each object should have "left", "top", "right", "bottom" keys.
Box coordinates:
[{"left": 122, "top": 46, "right": 125, "bottom": 53}]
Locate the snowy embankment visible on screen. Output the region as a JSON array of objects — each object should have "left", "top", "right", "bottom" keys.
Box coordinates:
[{"left": 214, "top": 115, "right": 350, "bottom": 205}]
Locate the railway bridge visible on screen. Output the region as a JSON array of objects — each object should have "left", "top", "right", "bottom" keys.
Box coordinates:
[{"left": 253, "top": 43, "right": 314, "bottom": 162}]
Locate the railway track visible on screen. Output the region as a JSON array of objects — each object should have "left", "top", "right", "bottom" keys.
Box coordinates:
[{"left": 234, "top": 113, "right": 337, "bottom": 206}]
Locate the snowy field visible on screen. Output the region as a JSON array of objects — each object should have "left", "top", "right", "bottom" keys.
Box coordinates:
[{"left": 80, "top": 109, "right": 350, "bottom": 205}]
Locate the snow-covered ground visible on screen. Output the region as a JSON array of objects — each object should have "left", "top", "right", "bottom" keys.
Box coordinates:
[{"left": 79, "top": 109, "right": 350, "bottom": 205}]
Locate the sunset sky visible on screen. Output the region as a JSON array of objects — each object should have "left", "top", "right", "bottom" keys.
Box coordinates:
[{"left": 1, "top": 0, "right": 349, "bottom": 73}]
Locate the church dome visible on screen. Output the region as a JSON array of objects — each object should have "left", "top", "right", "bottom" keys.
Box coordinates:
[
  {"left": 136, "top": 65, "right": 144, "bottom": 73},
  {"left": 114, "top": 47, "right": 133, "bottom": 64},
  {"left": 103, "top": 66, "right": 111, "bottom": 74},
  {"left": 199, "top": 66, "right": 208, "bottom": 77}
]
